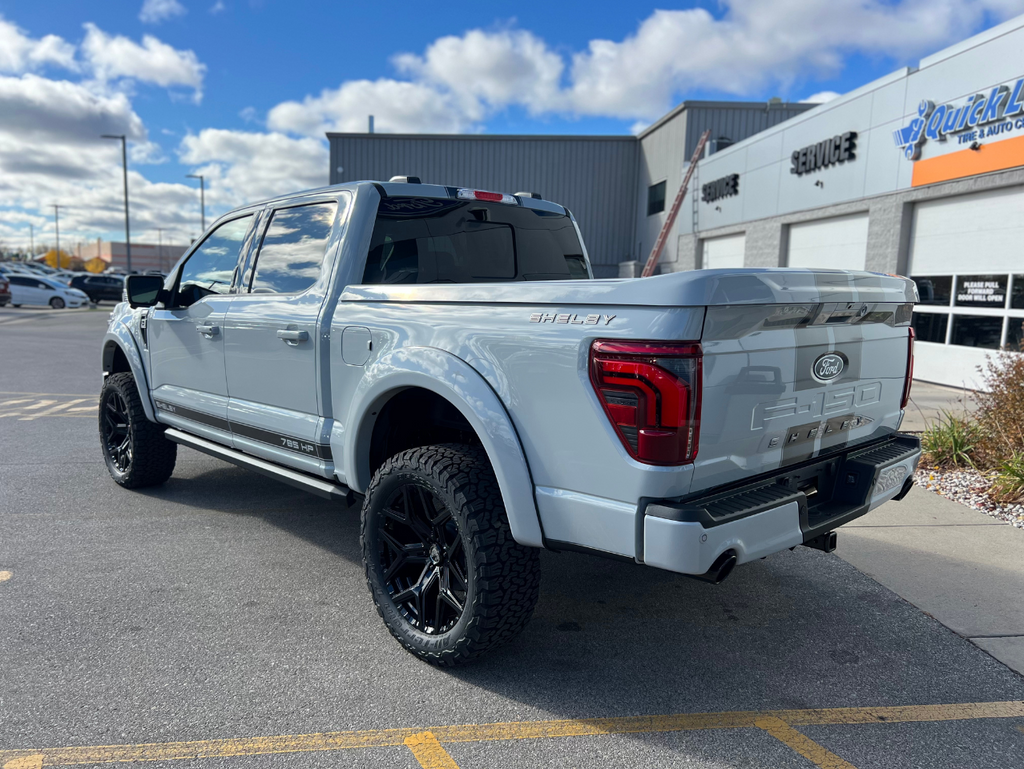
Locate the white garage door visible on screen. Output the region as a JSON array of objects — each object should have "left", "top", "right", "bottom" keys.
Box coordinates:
[
  {"left": 908, "top": 186, "right": 1024, "bottom": 274},
  {"left": 701, "top": 233, "right": 745, "bottom": 269},
  {"left": 907, "top": 185, "right": 1024, "bottom": 390},
  {"left": 787, "top": 213, "right": 868, "bottom": 270}
]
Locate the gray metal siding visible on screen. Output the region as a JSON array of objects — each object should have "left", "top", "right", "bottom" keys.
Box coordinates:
[
  {"left": 329, "top": 135, "right": 638, "bottom": 274},
  {"left": 684, "top": 104, "right": 814, "bottom": 157}
]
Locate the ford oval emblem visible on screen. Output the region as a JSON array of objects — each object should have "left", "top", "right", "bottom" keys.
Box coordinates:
[{"left": 813, "top": 353, "right": 845, "bottom": 381}]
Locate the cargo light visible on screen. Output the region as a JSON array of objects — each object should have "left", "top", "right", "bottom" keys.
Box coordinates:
[
  {"left": 455, "top": 188, "right": 518, "bottom": 205},
  {"left": 901, "top": 327, "right": 915, "bottom": 410},
  {"left": 590, "top": 340, "right": 702, "bottom": 465}
]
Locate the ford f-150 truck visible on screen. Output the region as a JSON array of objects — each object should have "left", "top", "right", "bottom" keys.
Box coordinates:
[{"left": 100, "top": 178, "right": 921, "bottom": 666}]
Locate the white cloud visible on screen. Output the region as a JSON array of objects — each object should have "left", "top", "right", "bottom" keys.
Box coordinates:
[
  {"left": 0, "top": 74, "right": 200, "bottom": 246},
  {"left": 802, "top": 91, "right": 842, "bottom": 104},
  {"left": 267, "top": 79, "right": 472, "bottom": 135},
  {"left": 265, "top": 1, "right": 1024, "bottom": 135},
  {"left": 139, "top": 0, "right": 187, "bottom": 24},
  {"left": 210, "top": 1, "right": 226, "bottom": 14},
  {"left": 393, "top": 28, "right": 564, "bottom": 115},
  {"left": 563, "top": 1, "right": 1024, "bottom": 118},
  {"left": 178, "top": 129, "right": 327, "bottom": 208},
  {"left": 0, "top": 16, "right": 76, "bottom": 73},
  {"left": 82, "top": 23, "right": 206, "bottom": 101}
]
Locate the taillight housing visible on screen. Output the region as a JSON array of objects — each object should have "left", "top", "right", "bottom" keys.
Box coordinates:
[
  {"left": 455, "top": 188, "right": 518, "bottom": 205},
  {"left": 590, "top": 340, "right": 702, "bottom": 465},
  {"left": 901, "top": 327, "right": 915, "bottom": 409}
]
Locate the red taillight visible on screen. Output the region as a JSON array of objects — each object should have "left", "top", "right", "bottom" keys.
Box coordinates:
[
  {"left": 901, "top": 327, "right": 915, "bottom": 409},
  {"left": 590, "top": 340, "right": 702, "bottom": 465}
]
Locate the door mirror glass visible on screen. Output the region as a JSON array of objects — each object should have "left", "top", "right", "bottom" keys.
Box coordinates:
[{"left": 126, "top": 275, "right": 164, "bottom": 308}]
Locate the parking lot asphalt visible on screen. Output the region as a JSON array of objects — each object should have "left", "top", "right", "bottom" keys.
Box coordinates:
[{"left": 1, "top": 307, "right": 1023, "bottom": 769}]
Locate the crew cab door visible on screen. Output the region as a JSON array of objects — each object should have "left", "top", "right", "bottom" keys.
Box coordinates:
[
  {"left": 147, "top": 214, "right": 256, "bottom": 442},
  {"left": 221, "top": 199, "right": 343, "bottom": 475}
]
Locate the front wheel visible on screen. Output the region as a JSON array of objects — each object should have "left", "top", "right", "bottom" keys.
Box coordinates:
[
  {"left": 49, "top": 296, "right": 65, "bottom": 309},
  {"left": 99, "top": 372, "right": 177, "bottom": 488},
  {"left": 361, "top": 444, "right": 541, "bottom": 666}
]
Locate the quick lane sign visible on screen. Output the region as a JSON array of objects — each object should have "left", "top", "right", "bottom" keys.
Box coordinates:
[
  {"left": 790, "top": 132, "right": 857, "bottom": 175},
  {"left": 701, "top": 173, "right": 740, "bottom": 203},
  {"left": 894, "top": 78, "right": 1024, "bottom": 160}
]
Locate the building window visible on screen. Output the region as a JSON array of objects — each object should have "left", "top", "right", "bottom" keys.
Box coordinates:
[
  {"left": 950, "top": 315, "right": 1003, "bottom": 349},
  {"left": 912, "top": 276, "right": 952, "bottom": 306},
  {"left": 647, "top": 181, "right": 666, "bottom": 216},
  {"left": 1011, "top": 275, "right": 1024, "bottom": 310},
  {"left": 912, "top": 312, "right": 948, "bottom": 344}
]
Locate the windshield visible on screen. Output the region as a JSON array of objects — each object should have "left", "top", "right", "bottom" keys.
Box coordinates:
[{"left": 362, "top": 197, "right": 590, "bottom": 284}]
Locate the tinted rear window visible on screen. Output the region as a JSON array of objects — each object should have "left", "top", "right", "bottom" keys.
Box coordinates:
[{"left": 362, "top": 197, "right": 589, "bottom": 284}]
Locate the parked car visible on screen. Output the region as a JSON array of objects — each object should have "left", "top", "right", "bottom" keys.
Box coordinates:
[
  {"left": 100, "top": 179, "right": 921, "bottom": 665},
  {"left": 0, "top": 275, "right": 10, "bottom": 306},
  {"left": 52, "top": 270, "right": 86, "bottom": 285},
  {"left": 70, "top": 274, "right": 125, "bottom": 304},
  {"left": 8, "top": 274, "right": 90, "bottom": 308}
]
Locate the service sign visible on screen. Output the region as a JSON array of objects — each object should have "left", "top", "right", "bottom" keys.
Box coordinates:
[
  {"left": 893, "top": 77, "right": 1024, "bottom": 160},
  {"left": 790, "top": 132, "right": 857, "bottom": 175},
  {"left": 701, "top": 173, "right": 740, "bottom": 203}
]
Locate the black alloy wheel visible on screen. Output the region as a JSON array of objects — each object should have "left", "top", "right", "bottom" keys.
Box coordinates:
[
  {"left": 361, "top": 444, "right": 541, "bottom": 666},
  {"left": 98, "top": 372, "right": 177, "bottom": 488},
  {"left": 378, "top": 482, "right": 468, "bottom": 634},
  {"left": 102, "top": 390, "right": 132, "bottom": 473}
]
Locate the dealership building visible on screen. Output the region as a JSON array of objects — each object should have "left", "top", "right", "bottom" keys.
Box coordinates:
[{"left": 329, "top": 15, "right": 1024, "bottom": 389}]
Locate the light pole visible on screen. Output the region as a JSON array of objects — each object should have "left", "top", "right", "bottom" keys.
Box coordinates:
[
  {"left": 186, "top": 174, "right": 205, "bottom": 232},
  {"left": 52, "top": 204, "right": 62, "bottom": 268},
  {"left": 156, "top": 227, "right": 165, "bottom": 271},
  {"left": 101, "top": 134, "right": 132, "bottom": 272}
]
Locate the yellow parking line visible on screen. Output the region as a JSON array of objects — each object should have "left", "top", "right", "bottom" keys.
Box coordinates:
[
  {"left": 0, "top": 571, "right": 11, "bottom": 582},
  {"left": 755, "top": 717, "right": 856, "bottom": 769},
  {"left": 404, "top": 732, "right": 460, "bottom": 769},
  {"left": 0, "top": 701, "right": 1021, "bottom": 767},
  {"left": 2, "top": 757, "right": 42, "bottom": 769}
]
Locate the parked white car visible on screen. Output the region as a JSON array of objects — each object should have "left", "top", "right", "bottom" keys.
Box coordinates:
[{"left": 8, "top": 274, "right": 90, "bottom": 308}]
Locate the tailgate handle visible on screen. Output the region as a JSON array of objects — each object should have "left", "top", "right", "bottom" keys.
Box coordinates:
[
  {"left": 195, "top": 324, "right": 219, "bottom": 337},
  {"left": 277, "top": 329, "right": 308, "bottom": 345}
]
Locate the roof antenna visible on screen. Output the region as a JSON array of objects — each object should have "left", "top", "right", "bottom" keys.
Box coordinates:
[{"left": 368, "top": 115, "right": 374, "bottom": 134}]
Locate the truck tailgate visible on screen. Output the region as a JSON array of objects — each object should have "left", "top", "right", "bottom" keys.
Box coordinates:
[{"left": 693, "top": 300, "right": 914, "bottom": 494}]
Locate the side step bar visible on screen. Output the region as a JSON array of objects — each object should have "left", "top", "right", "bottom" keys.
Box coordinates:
[{"left": 164, "top": 428, "right": 359, "bottom": 505}]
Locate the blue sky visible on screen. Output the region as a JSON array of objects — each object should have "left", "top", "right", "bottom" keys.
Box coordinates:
[{"left": 0, "top": 0, "right": 1021, "bottom": 248}]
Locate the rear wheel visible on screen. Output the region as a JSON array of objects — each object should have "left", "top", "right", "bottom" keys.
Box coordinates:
[
  {"left": 99, "top": 372, "right": 177, "bottom": 488},
  {"left": 49, "top": 296, "right": 65, "bottom": 309},
  {"left": 361, "top": 444, "right": 540, "bottom": 666}
]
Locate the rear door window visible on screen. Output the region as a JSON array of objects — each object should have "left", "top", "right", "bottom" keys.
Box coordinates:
[
  {"left": 362, "top": 197, "right": 590, "bottom": 284},
  {"left": 249, "top": 202, "right": 338, "bottom": 294}
]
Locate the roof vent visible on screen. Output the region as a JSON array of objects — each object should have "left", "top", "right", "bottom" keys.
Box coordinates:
[
  {"left": 515, "top": 191, "right": 542, "bottom": 199},
  {"left": 388, "top": 175, "right": 421, "bottom": 184}
]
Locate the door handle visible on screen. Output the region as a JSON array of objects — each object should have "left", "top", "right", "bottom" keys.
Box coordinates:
[
  {"left": 196, "top": 324, "right": 220, "bottom": 337},
  {"left": 277, "top": 329, "right": 309, "bottom": 344}
]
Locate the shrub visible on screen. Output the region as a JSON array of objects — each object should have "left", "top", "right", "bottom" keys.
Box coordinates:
[
  {"left": 990, "top": 451, "right": 1024, "bottom": 503},
  {"left": 974, "top": 350, "right": 1024, "bottom": 466},
  {"left": 921, "top": 410, "right": 982, "bottom": 469}
]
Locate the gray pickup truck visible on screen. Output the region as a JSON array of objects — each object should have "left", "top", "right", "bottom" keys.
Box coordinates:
[{"left": 100, "top": 178, "right": 921, "bottom": 665}]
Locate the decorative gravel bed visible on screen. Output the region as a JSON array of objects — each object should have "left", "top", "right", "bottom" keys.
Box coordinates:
[{"left": 914, "top": 466, "right": 1024, "bottom": 528}]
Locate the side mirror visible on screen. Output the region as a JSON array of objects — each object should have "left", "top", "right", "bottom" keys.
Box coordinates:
[{"left": 125, "top": 275, "right": 167, "bottom": 308}]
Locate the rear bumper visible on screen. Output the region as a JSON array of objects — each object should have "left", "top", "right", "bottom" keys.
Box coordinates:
[{"left": 641, "top": 434, "right": 921, "bottom": 575}]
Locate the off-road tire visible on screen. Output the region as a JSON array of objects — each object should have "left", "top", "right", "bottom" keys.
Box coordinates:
[
  {"left": 99, "top": 372, "right": 177, "bottom": 489},
  {"left": 49, "top": 296, "right": 65, "bottom": 309},
  {"left": 361, "top": 444, "right": 541, "bottom": 666}
]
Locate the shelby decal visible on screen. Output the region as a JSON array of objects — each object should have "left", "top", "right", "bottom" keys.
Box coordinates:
[
  {"left": 893, "top": 79, "right": 1024, "bottom": 160},
  {"left": 529, "top": 313, "right": 615, "bottom": 325},
  {"left": 701, "top": 173, "right": 740, "bottom": 203},
  {"left": 790, "top": 132, "right": 857, "bottom": 175}
]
